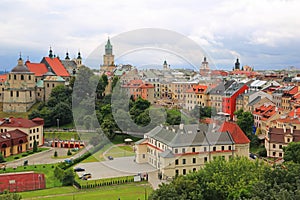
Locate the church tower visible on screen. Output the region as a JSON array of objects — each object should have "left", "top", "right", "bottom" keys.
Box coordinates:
[
  {"left": 234, "top": 58, "right": 240, "bottom": 71},
  {"left": 163, "top": 60, "right": 169, "bottom": 70},
  {"left": 3, "top": 55, "right": 36, "bottom": 112},
  {"left": 200, "top": 56, "right": 209, "bottom": 75},
  {"left": 75, "top": 51, "right": 82, "bottom": 66},
  {"left": 101, "top": 38, "right": 116, "bottom": 73}
]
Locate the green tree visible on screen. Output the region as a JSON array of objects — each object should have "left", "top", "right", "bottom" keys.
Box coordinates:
[
  {"left": 101, "top": 118, "right": 117, "bottom": 139},
  {"left": 283, "top": 141, "right": 300, "bottom": 163},
  {"left": 32, "top": 140, "right": 38, "bottom": 152},
  {"left": 166, "top": 109, "right": 181, "bottom": 125},
  {"left": 54, "top": 151, "right": 58, "bottom": 157},
  {"left": 67, "top": 149, "right": 72, "bottom": 156},
  {"left": 62, "top": 169, "right": 75, "bottom": 186},
  {"left": 0, "top": 153, "right": 5, "bottom": 163},
  {"left": 236, "top": 110, "right": 254, "bottom": 135}
]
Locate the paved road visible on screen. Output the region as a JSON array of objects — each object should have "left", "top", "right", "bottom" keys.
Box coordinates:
[{"left": 6, "top": 145, "right": 91, "bottom": 168}]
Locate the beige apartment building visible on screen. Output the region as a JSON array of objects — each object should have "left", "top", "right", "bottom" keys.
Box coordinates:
[
  {"left": 0, "top": 117, "right": 44, "bottom": 149},
  {"left": 135, "top": 122, "right": 250, "bottom": 179}
]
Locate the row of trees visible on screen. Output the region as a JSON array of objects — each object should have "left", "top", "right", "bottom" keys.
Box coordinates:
[{"left": 150, "top": 156, "right": 300, "bottom": 200}]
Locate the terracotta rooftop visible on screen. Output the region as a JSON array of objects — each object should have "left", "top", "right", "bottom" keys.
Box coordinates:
[
  {"left": 25, "top": 61, "right": 48, "bottom": 77},
  {"left": 219, "top": 121, "right": 250, "bottom": 144},
  {"left": 43, "top": 57, "right": 70, "bottom": 77},
  {"left": 0, "top": 74, "right": 7, "bottom": 82},
  {"left": 0, "top": 117, "right": 44, "bottom": 128}
]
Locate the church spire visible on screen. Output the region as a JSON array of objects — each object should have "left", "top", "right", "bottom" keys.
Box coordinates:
[
  {"left": 65, "top": 51, "right": 70, "bottom": 60},
  {"left": 235, "top": 58, "right": 240, "bottom": 70},
  {"left": 105, "top": 37, "right": 113, "bottom": 55},
  {"left": 77, "top": 51, "right": 82, "bottom": 59},
  {"left": 49, "top": 47, "right": 53, "bottom": 58}
]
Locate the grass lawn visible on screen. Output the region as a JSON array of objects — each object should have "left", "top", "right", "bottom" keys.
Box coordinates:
[
  {"left": 111, "top": 134, "right": 141, "bottom": 145},
  {"left": 20, "top": 182, "right": 153, "bottom": 200},
  {"left": 81, "top": 144, "right": 112, "bottom": 163},
  {"left": 4, "top": 147, "right": 50, "bottom": 162},
  {"left": 44, "top": 132, "right": 80, "bottom": 140},
  {"left": 105, "top": 145, "right": 135, "bottom": 158},
  {"left": 0, "top": 164, "right": 61, "bottom": 188}
]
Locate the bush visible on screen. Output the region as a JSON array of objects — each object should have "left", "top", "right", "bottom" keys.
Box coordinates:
[
  {"left": 258, "top": 148, "right": 267, "bottom": 157},
  {"left": 67, "top": 149, "right": 72, "bottom": 156}
]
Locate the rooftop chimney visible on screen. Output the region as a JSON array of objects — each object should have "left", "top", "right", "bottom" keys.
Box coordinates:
[{"left": 179, "top": 124, "right": 184, "bottom": 130}]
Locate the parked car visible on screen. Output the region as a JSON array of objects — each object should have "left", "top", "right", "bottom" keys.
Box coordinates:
[
  {"left": 249, "top": 153, "right": 257, "bottom": 159},
  {"left": 107, "top": 156, "right": 114, "bottom": 160},
  {"left": 74, "top": 167, "right": 85, "bottom": 172},
  {"left": 80, "top": 173, "right": 92, "bottom": 180}
]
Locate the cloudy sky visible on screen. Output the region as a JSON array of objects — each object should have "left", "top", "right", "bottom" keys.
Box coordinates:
[{"left": 0, "top": 0, "right": 299, "bottom": 71}]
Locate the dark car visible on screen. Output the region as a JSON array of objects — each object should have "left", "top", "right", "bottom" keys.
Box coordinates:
[
  {"left": 74, "top": 167, "right": 85, "bottom": 172},
  {"left": 249, "top": 153, "right": 257, "bottom": 159},
  {"left": 107, "top": 156, "right": 114, "bottom": 160}
]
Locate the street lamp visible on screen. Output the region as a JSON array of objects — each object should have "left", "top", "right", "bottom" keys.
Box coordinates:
[{"left": 57, "top": 119, "right": 60, "bottom": 130}]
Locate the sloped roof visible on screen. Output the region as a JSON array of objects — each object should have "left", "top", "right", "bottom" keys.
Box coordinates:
[
  {"left": 43, "top": 75, "right": 65, "bottom": 82},
  {"left": 26, "top": 61, "right": 48, "bottom": 76},
  {"left": 43, "top": 57, "right": 70, "bottom": 77},
  {"left": 219, "top": 121, "right": 250, "bottom": 144},
  {"left": 0, "top": 118, "right": 44, "bottom": 128}
]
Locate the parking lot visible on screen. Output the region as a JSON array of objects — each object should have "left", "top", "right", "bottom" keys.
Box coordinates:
[{"left": 75, "top": 156, "right": 156, "bottom": 180}]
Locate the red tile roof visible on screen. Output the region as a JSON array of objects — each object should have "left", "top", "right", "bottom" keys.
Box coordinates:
[
  {"left": 25, "top": 61, "right": 48, "bottom": 76},
  {"left": 44, "top": 57, "right": 70, "bottom": 77},
  {"left": 0, "top": 117, "right": 44, "bottom": 128},
  {"left": 0, "top": 74, "right": 7, "bottom": 82},
  {"left": 219, "top": 121, "right": 250, "bottom": 144}
]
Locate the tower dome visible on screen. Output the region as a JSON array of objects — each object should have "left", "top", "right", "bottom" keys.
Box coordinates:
[{"left": 11, "top": 56, "right": 30, "bottom": 73}]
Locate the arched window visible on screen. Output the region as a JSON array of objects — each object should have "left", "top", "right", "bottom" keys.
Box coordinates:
[{"left": 1, "top": 144, "right": 7, "bottom": 148}]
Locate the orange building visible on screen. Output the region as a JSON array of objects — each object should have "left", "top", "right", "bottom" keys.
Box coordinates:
[{"left": 122, "top": 80, "right": 155, "bottom": 103}]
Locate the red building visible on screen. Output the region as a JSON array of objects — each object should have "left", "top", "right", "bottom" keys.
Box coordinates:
[
  {"left": 0, "top": 172, "right": 45, "bottom": 192},
  {"left": 222, "top": 83, "right": 249, "bottom": 119}
]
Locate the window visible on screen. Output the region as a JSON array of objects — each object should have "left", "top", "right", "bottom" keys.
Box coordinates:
[
  {"left": 21, "top": 75, "right": 24, "bottom": 80},
  {"left": 182, "top": 148, "right": 185, "bottom": 153},
  {"left": 213, "top": 147, "right": 216, "bottom": 151},
  {"left": 175, "top": 149, "right": 178, "bottom": 154},
  {"left": 30, "top": 136, "right": 32, "bottom": 140},
  {"left": 183, "top": 169, "right": 186, "bottom": 175},
  {"left": 30, "top": 130, "right": 32, "bottom": 134},
  {"left": 228, "top": 146, "right": 232, "bottom": 150},
  {"left": 14, "top": 75, "right": 16, "bottom": 80},
  {"left": 193, "top": 168, "right": 197, "bottom": 172},
  {"left": 193, "top": 158, "right": 196, "bottom": 164},
  {"left": 28, "top": 75, "right": 31, "bottom": 80},
  {"left": 221, "top": 146, "right": 225, "bottom": 151},
  {"left": 287, "top": 138, "right": 290, "bottom": 142},
  {"left": 33, "top": 136, "right": 35, "bottom": 140},
  {"left": 182, "top": 159, "right": 186, "bottom": 164},
  {"left": 204, "top": 157, "right": 208, "bottom": 163},
  {"left": 273, "top": 144, "right": 276, "bottom": 148},
  {"left": 273, "top": 152, "right": 276, "bottom": 156},
  {"left": 204, "top": 147, "right": 207, "bottom": 152},
  {"left": 175, "top": 169, "right": 179, "bottom": 175},
  {"left": 142, "top": 154, "right": 145, "bottom": 159},
  {"left": 279, "top": 153, "right": 282, "bottom": 157},
  {"left": 52, "top": 84, "right": 55, "bottom": 87},
  {"left": 192, "top": 147, "right": 195, "bottom": 153},
  {"left": 47, "top": 83, "right": 49, "bottom": 87},
  {"left": 279, "top": 145, "right": 282, "bottom": 149},
  {"left": 10, "top": 91, "right": 13, "bottom": 97},
  {"left": 37, "top": 135, "right": 39, "bottom": 139},
  {"left": 30, "top": 91, "right": 32, "bottom": 97},
  {"left": 175, "top": 159, "right": 179, "bottom": 165},
  {"left": 33, "top": 129, "right": 35, "bottom": 133}
]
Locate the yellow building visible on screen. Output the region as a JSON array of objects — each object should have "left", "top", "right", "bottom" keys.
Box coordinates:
[
  {"left": 0, "top": 129, "right": 28, "bottom": 157},
  {"left": 135, "top": 122, "right": 250, "bottom": 179},
  {"left": 0, "top": 117, "right": 44, "bottom": 149}
]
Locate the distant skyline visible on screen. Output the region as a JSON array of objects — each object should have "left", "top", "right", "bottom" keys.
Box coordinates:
[{"left": 0, "top": 0, "right": 300, "bottom": 71}]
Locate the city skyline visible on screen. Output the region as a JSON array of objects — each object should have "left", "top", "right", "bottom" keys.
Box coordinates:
[{"left": 0, "top": 0, "right": 300, "bottom": 71}]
